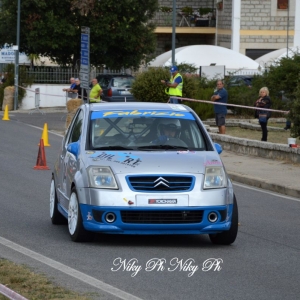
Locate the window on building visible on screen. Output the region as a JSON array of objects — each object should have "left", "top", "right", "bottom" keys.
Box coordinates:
[{"left": 277, "top": 0, "right": 288, "bottom": 9}]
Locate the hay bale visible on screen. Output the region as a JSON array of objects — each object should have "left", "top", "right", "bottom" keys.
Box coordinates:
[
  {"left": 2, "top": 86, "right": 15, "bottom": 111},
  {"left": 66, "top": 98, "right": 83, "bottom": 113},
  {"left": 65, "top": 98, "right": 83, "bottom": 128}
]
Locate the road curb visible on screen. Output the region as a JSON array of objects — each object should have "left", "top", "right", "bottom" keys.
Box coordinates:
[
  {"left": 0, "top": 284, "right": 28, "bottom": 300},
  {"left": 227, "top": 171, "right": 300, "bottom": 198}
]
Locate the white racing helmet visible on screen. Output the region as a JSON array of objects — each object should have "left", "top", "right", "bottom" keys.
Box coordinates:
[{"left": 157, "top": 118, "right": 181, "bottom": 138}]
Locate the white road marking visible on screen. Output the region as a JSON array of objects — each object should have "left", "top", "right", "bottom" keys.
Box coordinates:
[
  {"left": 0, "top": 237, "right": 143, "bottom": 300},
  {"left": 233, "top": 182, "right": 300, "bottom": 202}
]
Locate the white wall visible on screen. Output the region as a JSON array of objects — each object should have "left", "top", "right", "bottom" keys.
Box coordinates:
[{"left": 20, "top": 84, "right": 70, "bottom": 110}]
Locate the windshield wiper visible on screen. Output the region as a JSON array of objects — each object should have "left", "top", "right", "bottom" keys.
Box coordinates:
[
  {"left": 93, "top": 146, "right": 134, "bottom": 150},
  {"left": 137, "top": 145, "right": 189, "bottom": 150}
]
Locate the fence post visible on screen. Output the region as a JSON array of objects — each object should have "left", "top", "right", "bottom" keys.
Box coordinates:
[{"left": 29, "top": 87, "right": 45, "bottom": 114}]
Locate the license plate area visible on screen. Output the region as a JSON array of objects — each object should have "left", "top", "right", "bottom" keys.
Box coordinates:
[{"left": 136, "top": 194, "right": 188, "bottom": 206}]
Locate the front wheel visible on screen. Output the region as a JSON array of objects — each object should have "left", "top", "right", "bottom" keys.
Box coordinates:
[
  {"left": 209, "top": 195, "right": 238, "bottom": 245},
  {"left": 50, "top": 178, "right": 67, "bottom": 225},
  {"left": 68, "top": 187, "right": 95, "bottom": 242}
]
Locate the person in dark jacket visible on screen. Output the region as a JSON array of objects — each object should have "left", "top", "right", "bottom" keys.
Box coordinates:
[{"left": 255, "top": 87, "right": 272, "bottom": 141}]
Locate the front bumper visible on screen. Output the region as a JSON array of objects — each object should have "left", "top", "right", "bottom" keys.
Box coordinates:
[{"left": 80, "top": 204, "right": 233, "bottom": 235}]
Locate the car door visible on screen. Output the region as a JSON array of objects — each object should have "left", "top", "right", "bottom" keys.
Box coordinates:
[{"left": 59, "top": 109, "right": 84, "bottom": 210}]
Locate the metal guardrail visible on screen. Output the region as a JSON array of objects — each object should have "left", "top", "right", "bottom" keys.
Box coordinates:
[
  {"left": 23, "top": 67, "right": 127, "bottom": 84},
  {"left": 151, "top": 10, "right": 216, "bottom": 27}
]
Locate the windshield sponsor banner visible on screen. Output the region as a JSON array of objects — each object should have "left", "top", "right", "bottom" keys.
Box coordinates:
[{"left": 91, "top": 110, "right": 194, "bottom": 120}]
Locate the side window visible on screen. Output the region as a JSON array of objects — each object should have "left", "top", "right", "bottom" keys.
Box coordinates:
[{"left": 68, "top": 110, "right": 84, "bottom": 144}]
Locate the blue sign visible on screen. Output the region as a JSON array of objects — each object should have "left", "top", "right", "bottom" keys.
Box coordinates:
[
  {"left": 80, "top": 28, "right": 90, "bottom": 69},
  {"left": 81, "top": 34, "right": 89, "bottom": 42},
  {"left": 81, "top": 50, "right": 89, "bottom": 58}
]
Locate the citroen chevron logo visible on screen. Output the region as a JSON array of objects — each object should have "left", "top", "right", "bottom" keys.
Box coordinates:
[{"left": 153, "top": 177, "right": 170, "bottom": 188}]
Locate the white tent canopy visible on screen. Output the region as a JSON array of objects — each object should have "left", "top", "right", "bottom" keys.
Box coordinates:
[
  {"left": 255, "top": 47, "right": 300, "bottom": 67},
  {"left": 149, "top": 45, "right": 260, "bottom": 74}
]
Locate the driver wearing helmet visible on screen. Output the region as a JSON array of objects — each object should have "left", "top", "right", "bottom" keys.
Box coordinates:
[{"left": 151, "top": 119, "right": 187, "bottom": 146}]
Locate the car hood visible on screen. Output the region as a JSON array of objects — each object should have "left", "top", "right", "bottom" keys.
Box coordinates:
[{"left": 85, "top": 150, "right": 223, "bottom": 174}]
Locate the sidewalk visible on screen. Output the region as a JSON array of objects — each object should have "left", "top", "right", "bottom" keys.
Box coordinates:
[
  {"left": 221, "top": 150, "right": 300, "bottom": 198},
  {"left": 2, "top": 109, "right": 300, "bottom": 199}
]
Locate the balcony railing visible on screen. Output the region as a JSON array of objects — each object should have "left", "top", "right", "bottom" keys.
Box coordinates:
[{"left": 151, "top": 10, "right": 216, "bottom": 28}]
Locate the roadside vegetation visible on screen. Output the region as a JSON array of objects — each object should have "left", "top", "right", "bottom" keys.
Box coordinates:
[
  {"left": 225, "top": 122, "right": 300, "bottom": 145},
  {"left": 0, "top": 0, "right": 158, "bottom": 69},
  {"left": 132, "top": 54, "right": 300, "bottom": 139},
  {"left": 0, "top": 64, "right": 33, "bottom": 109},
  {"left": 0, "top": 259, "right": 93, "bottom": 300}
]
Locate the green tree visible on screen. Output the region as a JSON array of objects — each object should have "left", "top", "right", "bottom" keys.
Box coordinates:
[
  {"left": 0, "top": 0, "right": 159, "bottom": 69},
  {"left": 0, "top": 64, "right": 34, "bottom": 108}
]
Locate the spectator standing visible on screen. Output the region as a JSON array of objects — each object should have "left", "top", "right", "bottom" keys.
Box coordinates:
[
  {"left": 255, "top": 87, "right": 272, "bottom": 142},
  {"left": 70, "top": 78, "right": 87, "bottom": 102},
  {"left": 161, "top": 66, "right": 183, "bottom": 103},
  {"left": 211, "top": 80, "right": 228, "bottom": 134},
  {"left": 62, "top": 77, "right": 76, "bottom": 92},
  {"left": 89, "top": 78, "right": 102, "bottom": 103},
  {"left": 0, "top": 72, "right": 7, "bottom": 85}
]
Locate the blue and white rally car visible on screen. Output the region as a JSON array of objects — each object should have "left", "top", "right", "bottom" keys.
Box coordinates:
[{"left": 50, "top": 102, "right": 238, "bottom": 244}]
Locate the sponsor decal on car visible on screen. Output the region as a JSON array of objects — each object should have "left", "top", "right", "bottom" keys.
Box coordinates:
[
  {"left": 91, "top": 110, "right": 194, "bottom": 120},
  {"left": 148, "top": 199, "right": 177, "bottom": 204},
  {"left": 90, "top": 151, "right": 142, "bottom": 167}
]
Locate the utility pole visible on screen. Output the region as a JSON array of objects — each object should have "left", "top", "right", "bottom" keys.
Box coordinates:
[
  {"left": 287, "top": 0, "right": 290, "bottom": 57},
  {"left": 14, "top": 0, "right": 21, "bottom": 110},
  {"left": 171, "top": 0, "right": 176, "bottom": 65}
]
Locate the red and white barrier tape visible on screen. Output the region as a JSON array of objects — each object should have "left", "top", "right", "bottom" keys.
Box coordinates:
[
  {"left": 16, "top": 85, "right": 95, "bottom": 101},
  {"left": 16, "top": 85, "right": 289, "bottom": 114},
  {"left": 169, "top": 96, "right": 289, "bottom": 114}
]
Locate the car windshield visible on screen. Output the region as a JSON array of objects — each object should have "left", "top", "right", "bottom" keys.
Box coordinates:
[
  {"left": 112, "top": 77, "right": 135, "bottom": 88},
  {"left": 89, "top": 110, "right": 208, "bottom": 151}
]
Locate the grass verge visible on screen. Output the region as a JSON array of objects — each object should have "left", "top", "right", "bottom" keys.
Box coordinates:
[
  {"left": 0, "top": 259, "right": 93, "bottom": 300},
  {"left": 225, "top": 123, "right": 300, "bottom": 145}
]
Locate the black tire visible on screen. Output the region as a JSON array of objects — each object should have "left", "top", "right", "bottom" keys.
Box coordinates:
[
  {"left": 209, "top": 195, "right": 238, "bottom": 245},
  {"left": 50, "top": 178, "right": 67, "bottom": 225},
  {"left": 68, "top": 187, "right": 95, "bottom": 242}
]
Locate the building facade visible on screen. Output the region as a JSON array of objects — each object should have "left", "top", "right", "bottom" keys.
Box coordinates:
[{"left": 154, "top": 0, "right": 300, "bottom": 59}]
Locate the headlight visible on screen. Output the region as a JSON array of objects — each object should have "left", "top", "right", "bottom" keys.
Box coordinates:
[
  {"left": 87, "top": 166, "right": 118, "bottom": 189},
  {"left": 203, "top": 166, "right": 227, "bottom": 189}
]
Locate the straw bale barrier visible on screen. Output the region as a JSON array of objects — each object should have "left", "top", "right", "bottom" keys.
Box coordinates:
[
  {"left": 2, "top": 86, "right": 14, "bottom": 111},
  {"left": 65, "top": 98, "right": 83, "bottom": 129}
]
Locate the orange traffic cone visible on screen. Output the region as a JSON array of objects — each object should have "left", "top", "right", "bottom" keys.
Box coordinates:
[
  {"left": 39, "top": 123, "right": 50, "bottom": 146},
  {"left": 2, "top": 105, "right": 10, "bottom": 121},
  {"left": 34, "top": 139, "right": 50, "bottom": 170}
]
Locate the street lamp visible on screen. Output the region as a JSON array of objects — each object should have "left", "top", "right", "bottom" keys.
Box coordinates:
[{"left": 14, "top": 0, "right": 21, "bottom": 111}]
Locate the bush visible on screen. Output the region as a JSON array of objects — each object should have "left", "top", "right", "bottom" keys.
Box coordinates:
[
  {"left": 289, "top": 84, "right": 300, "bottom": 138},
  {"left": 131, "top": 66, "right": 215, "bottom": 120},
  {"left": 0, "top": 64, "right": 33, "bottom": 109}
]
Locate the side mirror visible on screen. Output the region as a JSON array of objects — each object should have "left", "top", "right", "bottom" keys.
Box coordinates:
[
  {"left": 214, "top": 143, "right": 223, "bottom": 154},
  {"left": 67, "top": 142, "right": 79, "bottom": 158}
]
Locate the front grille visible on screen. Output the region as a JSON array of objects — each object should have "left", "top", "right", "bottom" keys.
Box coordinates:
[
  {"left": 127, "top": 175, "right": 195, "bottom": 192},
  {"left": 121, "top": 210, "right": 203, "bottom": 224}
]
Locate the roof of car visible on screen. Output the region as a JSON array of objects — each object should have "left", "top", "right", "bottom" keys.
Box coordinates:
[{"left": 87, "top": 102, "right": 193, "bottom": 113}]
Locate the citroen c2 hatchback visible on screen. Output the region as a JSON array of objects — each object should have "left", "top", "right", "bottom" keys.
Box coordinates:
[{"left": 50, "top": 102, "right": 238, "bottom": 244}]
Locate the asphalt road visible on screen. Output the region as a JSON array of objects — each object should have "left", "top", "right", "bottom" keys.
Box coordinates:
[{"left": 0, "top": 119, "right": 300, "bottom": 300}]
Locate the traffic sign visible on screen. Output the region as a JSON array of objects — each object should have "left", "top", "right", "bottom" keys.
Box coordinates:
[{"left": 80, "top": 27, "right": 90, "bottom": 90}]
